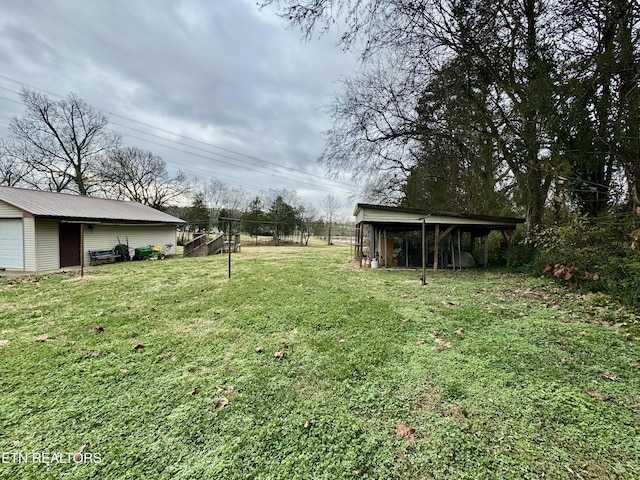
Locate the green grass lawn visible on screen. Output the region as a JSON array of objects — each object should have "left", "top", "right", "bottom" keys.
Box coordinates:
[{"left": 0, "top": 245, "right": 639, "bottom": 479}]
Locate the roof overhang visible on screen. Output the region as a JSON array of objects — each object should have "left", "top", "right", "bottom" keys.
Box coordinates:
[{"left": 354, "top": 203, "right": 524, "bottom": 230}]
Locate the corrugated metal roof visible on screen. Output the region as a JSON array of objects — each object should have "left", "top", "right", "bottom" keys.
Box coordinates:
[
  {"left": 354, "top": 203, "right": 525, "bottom": 225},
  {"left": 0, "top": 186, "right": 186, "bottom": 224}
]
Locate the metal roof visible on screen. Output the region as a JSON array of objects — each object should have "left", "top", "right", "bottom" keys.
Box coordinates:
[
  {"left": 353, "top": 203, "right": 524, "bottom": 227},
  {"left": 0, "top": 186, "right": 186, "bottom": 224}
]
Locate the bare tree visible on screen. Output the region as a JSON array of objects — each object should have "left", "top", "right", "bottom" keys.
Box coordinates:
[
  {"left": 7, "top": 88, "right": 121, "bottom": 195},
  {"left": 297, "top": 203, "right": 318, "bottom": 245},
  {"left": 201, "top": 178, "right": 227, "bottom": 226},
  {"left": 320, "top": 57, "right": 422, "bottom": 197},
  {"left": 262, "top": 0, "right": 562, "bottom": 235},
  {"left": 200, "top": 178, "right": 251, "bottom": 230},
  {"left": 320, "top": 193, "right": 342, "bottom": 245},
  {"left": 98, "top": 146, "right": 188, "bottom": 209},
  {"left": 0, "top": 140, "right": 31, "bottom": 187}
]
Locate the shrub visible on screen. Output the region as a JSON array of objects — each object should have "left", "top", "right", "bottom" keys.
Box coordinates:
[{"left": 534, "top": 212, "right": 640, "bottom": 308}]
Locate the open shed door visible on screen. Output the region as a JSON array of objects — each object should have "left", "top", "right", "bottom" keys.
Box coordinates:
[
  {"left": 59, "top": 223, "right": 81, "bottom": 267},
  {"left": 0, "top": 219, "right": 24, "bottom": 269}
]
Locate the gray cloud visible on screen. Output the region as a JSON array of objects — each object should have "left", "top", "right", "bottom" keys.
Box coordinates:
[{"left": 0, "top": 0, "right": 359, "bottom": 208}]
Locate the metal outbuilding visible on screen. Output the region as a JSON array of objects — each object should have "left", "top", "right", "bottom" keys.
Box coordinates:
[{"left": 0, "top": 186, "right": 186, "bottom": 272}]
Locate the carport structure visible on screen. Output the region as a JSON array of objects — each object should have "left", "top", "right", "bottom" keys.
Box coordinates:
[{"left": 353, "top": 204, "right": 524, "bottom": 272}]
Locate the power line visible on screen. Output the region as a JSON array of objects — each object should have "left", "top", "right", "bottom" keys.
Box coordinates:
[
  {"left": 107, "top": 109, "right": 356, "bottom": 190},
  {"left": 0, "top": 75, "right": 357, "bottom": 198},
  {"left": 109, "top": 121, "right": 355, "bottom": 194}
]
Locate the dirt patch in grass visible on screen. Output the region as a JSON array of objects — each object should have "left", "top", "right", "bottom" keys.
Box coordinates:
[{"left": 415, "top": 384, "right": 467, "bottom": 424}]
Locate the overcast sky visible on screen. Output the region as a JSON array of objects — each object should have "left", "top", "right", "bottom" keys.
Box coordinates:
[{"left": 0, "top": 0, "right": 361, "bottom": 215}]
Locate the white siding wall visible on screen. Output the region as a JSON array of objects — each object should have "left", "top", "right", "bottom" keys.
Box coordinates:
[
  {"left": 0, "top": 201, "right": 22, "bottom": 218},
  {"left": 83, "top": 225, "right": 178, "bottom": 265},
  {"left": 22, "top": 217, "right": 37, "bottom": 271},
  {"left": 35, "top": 219, "right": 60, "bottom": 272}
]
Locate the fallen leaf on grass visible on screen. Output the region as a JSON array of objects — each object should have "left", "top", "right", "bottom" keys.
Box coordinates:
[
  {"left": 133, "top": 344, "right": 145, "bottom": 350},
  {"left": 304, "top": 418, "right": 314, "bottom": 428},
  {"left": 92, "top": 326, "right": 104, "bottom": 334},
  {"left": 190, "top": 388, "right": 202, "bottom": 395},
  {"left": 274, "top": 351, "right": 286, "bottom": 359},
  {"left": 454, "top": 328, "right": 464, "bottom": 336},
  {"left": 588, "top": 391, "right": 611, "bottom": 402},
  {"left": 73, "top": 444, "right": 86, "bottom": 462},
  {"left": 429, "top": 331, "right": 438, "bottom": 339},
  {"left": 599, "top": 372, "right": 618, "bottom": 381},
  {"left": 281, "top": 342, "right": 290, "bottom": 349},
  {"left": 415, "top": 340, "right": 425, "bottom": 346},
  {"left": 442, "top": 300, "right": 458, "bottom": 308},
  {"left": 215, "top": 398, "right": 229, "bottom": 410},
  {"left": 255, "top": 347, "right": 263, "bottom": 353},
  {"left": 394, "top": 424, "right": 416, "bottom": 442},
  {"left": 631, "top": 361, "right": 640, "bottom": 368},
  {"left": 432, "top": 346, "right": 441, "bottom": 353},
  {"left": 0, "top": 340, "right": 9, "bottom": 346},
  {"left": 434, "top": 338, "right": 452, "bottom": 348},
  {"left": 36, "top": 335, "right": 50, "bottom": 342},
  {"left": 162, "top": 354, "right": 177, "bottom": 361},
  {"left": 217, "top": 385, "right": 235, "bottom": 396}
]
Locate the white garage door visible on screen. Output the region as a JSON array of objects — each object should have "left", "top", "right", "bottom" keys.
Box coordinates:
[{"left": 0, "top": 219, "right": 24, "bottom": 269}]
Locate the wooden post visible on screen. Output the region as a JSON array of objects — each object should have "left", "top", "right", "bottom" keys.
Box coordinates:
[
  {"left": 421, "top": 219, "right": 426, "bottom": 285},
  {"left": 433, "top": 225, "right": 457, "bottom": 270},
  {"left": 80, "top": 223, "right": 84, "bottom": 278},
  {"left": 433, "top": 224, "right": 440, "bottom": 271},
  {"left": 450, "top": 236, "right": 455, "bottom": 269},
  {"left": 370, "top": 227, "right": 375, "bottom": 264},
  {"left": 457, "top": 229, "right": 462, "bottom": 271},
  {"left": 406, "top": 234, "right": 410, "bottom": 268},
  {"left": 484, "top": 235, "right": 489, "bottom": 267},
  {"left": 383, "top": 229, "right": 387, "bottom": 267}
]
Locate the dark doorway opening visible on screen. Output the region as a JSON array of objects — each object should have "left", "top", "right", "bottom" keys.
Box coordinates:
[{"left": 59, "top": 223, "right": 81, "bottom": 267}]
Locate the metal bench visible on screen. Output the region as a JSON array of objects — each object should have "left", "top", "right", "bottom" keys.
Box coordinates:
[{"left": 89, "top": 249, "right": 116, "bottom": 266}]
